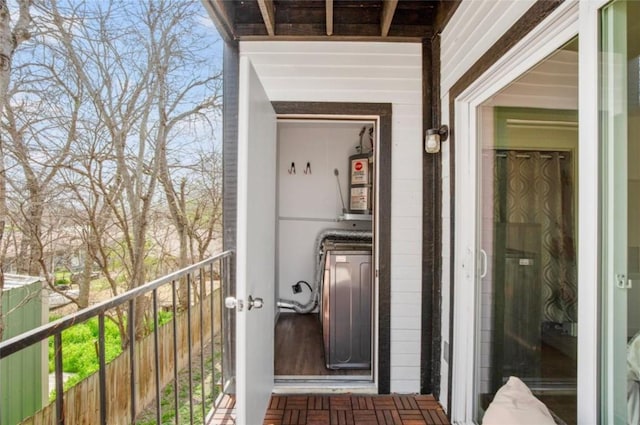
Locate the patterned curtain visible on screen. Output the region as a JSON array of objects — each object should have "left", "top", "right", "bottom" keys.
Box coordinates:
[{"left": 494, "top": 151, "right": 577, "bottom": 323}]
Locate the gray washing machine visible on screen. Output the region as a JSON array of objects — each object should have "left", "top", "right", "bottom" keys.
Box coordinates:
[{"left": 321, "top": 245, "right": 372, "bottom": 369}]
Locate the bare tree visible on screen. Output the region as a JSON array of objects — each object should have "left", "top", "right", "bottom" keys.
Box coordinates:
[
  {"left": 0, "top": 7, "right": 88, "bottom": 328},
  {"left": 2, "top": 56, "right": 80, "bottom": 277},
  {"left": 0, "top": 0, "right": 30, "bottom": 105},
  {"left": 0, "top": 0, "right": 32, "bottom": 339},
  {"left": 0, "top": 0, "right": 222, "bottom": 344},
  {"left": 182, "top": 149, "right": 223, "bottom": 262},
  {"left": 43, "top": 0, "right": 221, "bottom": 339},
  {"left": 159, "top": 146, "right": 223, "bottom": 307},
  {"left": 147, "top": 0, "right": 222, "bottom": 305},
  {"left": 60, "top": 129, "right": 121, "bottom": 309}
]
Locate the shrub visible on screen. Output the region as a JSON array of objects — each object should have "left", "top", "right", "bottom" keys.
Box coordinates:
[
  {"left": 48, "top": 317, "right": 123, "bottom": 387},
  {"left": 146, "top": 310, "right": 174, "bottom": 333}
]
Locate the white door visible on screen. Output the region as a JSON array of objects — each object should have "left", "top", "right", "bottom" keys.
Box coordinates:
[{"left": 234, "top": 56, "right": 277, "bottom": 425}]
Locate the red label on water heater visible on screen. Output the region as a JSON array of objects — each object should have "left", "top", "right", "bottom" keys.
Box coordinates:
[{"left": 351, "top": 158, "right": 368, "bottom": 185}]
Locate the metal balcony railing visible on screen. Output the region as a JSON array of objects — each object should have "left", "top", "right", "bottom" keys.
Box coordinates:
[{"left": 0, "top": 250, "right": 234, "bottom": 425}]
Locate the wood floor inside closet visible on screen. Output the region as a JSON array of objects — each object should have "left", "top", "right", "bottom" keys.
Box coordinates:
[{"left": 274, "top": 313, "right": 370, "bottom": 377}]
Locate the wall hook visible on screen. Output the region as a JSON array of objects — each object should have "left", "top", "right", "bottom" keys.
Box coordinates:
[
  {"left": 288, "top": 162, "right": 296, "bottom": 175},
  {"left": 304, "top": 162, "right": 311, "bottom": 175}
]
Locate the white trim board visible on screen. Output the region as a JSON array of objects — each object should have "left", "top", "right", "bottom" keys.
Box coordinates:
[{"left": 577, "top": 1, "right": 609, "bottom": 423}]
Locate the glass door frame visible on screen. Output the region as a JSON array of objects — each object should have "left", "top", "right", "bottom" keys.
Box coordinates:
[
  {"left": 449, "top": 1, "right": 603, "bottom": 422},
  {"left": 578, "top": 1, "right": 610, "bottom": 424},
  {"left": 599, "top": 0, "right": 638, "bottom": 423}
]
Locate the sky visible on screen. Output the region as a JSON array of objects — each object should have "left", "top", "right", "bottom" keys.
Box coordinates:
[{"left": 4, "top": 0, "right": 227, "bottom": 209}]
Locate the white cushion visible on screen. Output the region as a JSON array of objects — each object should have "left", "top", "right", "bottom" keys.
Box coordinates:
[
  {"left": 628, "top": 331, "right": 640, "bottom": 381},
  {"left": 482, "top": 376, "right": 556, "bottom": 425}
]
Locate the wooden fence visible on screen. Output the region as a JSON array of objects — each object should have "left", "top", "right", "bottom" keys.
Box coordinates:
[{"left": 20, "top": 287, "right": 223, "bottom": 425}]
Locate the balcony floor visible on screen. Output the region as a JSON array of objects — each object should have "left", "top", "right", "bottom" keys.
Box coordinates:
[{"left": 210, "top": 394, "right": 450, "bottom": 425}]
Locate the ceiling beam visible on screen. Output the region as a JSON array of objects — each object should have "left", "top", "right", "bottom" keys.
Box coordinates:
[
  {"left": 202, "top": 0, "right": 236, "bottom": 42},
  {"left": 326, "top": 0, "right": 334, "bottom": 36},
  {"left": 380, "top": 0, "right": 399, "bottom": 37},
  {"left": 257, "top": 0, "right": 276, "bottom": 36}
]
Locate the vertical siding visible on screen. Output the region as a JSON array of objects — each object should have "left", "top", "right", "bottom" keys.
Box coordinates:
[
  {"left": 1, "top": 281, "right": 46, "bottom": 425},
  {"left": 440, "top": 0, "right": 536, "bottom": 95},
  {"left": 240, "top": 41, "right": 423, "bottom": 393},
  {"left": 223, "top": 43, "right": 239, "bottom": 254}
]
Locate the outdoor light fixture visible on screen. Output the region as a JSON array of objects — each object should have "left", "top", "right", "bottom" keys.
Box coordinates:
[{"left": 425, "top": 125, "right": 449, "bottom": 154}]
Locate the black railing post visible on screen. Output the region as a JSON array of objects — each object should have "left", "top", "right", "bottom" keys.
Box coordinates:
[
  {"left": 152, "top": 289, "right": 161, "bottom": 424},
  {"left": 172, "top": 279, "right": 180, "bottom": 425},
  {"left": 210, "top": 260, "right": 217, "bottom": 404},
  {"left": 222, "top": 253, "right": 235, "bottom": 393},
  {"left": 187, "top": 272, "right": 194, "bottom": 421},
  {"left": 54, "top": 333, "right": 64, "bottom": 425},
  {"left": 199, "top": 267, "right": 206, "bottom": 420},
  {"left": 128, "top": 299, "right": 136, "bottom": 422},
  {"left": 98, "top": 314, "right": 107, "bottom": 425}
]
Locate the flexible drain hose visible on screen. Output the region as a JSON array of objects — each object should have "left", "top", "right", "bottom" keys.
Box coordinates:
[{"left": 277, "top": 228, "right": 372, "bottom": 313}]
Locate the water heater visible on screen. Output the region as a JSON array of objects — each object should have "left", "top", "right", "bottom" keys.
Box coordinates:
[{"left": 348, "top": 127, "right": 374, "bottom": 215}]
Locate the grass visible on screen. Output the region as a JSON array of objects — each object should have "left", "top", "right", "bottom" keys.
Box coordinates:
[
  {"left": 136, "top": 337, "right": 223, "bottom": 425},
  {"left": 54, "top": 270, "right": 72, "bottom": 286},
  {"left": 147, "top": 310, "right": 174, "bottom": 332},
  {"left": 47, "top": 311, "right": 174, "bottom": 400},
  {"left": 48, "top": 316, "right": 123, "bottom": 399},
  {"left": 90, "top": 276, "right": 115, "bottom": 291}
]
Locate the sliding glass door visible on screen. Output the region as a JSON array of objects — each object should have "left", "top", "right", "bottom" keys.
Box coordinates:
[
  {"left": 474, "top": 42, "right": 579, "bottom": 424},
  {"left": 600, "top": 1, "right": 640, "bottom": 423}
]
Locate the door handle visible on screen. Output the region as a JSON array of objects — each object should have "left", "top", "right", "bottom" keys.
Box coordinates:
[
  {"left": 225, "top": 296, "right": 244, "bottom": 312},
  {"left": 248, "top": 295, "right": 264, "bottom": 310},
  {"left": 225, "top": 296, "right": 263, "bottom": 311},
  {"left": 480, "top": 249, "right": 488, "bottom": 279}
]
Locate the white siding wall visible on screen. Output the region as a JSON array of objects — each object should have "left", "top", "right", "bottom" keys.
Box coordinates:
[
  {"left": 441, "top": 0, "right": 535, "bottom": 95},
  {"left": 484, "top": 50, "right": 578, "bottom": 109},
  {"left": 240, "top": 41, "right": 423, "bottom": 393},
  {"left": 438, "top": 0, "right": 536, "bottom": 412}
]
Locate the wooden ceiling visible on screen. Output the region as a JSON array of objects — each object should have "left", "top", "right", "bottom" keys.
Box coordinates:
[{"left": 203, "top": 0, "right": 459, "bottom": 42}]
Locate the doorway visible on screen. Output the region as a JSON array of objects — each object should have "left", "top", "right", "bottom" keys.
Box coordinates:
[
  {"left": 274, "top": 119, "right": 376, "bottom": 386},
  {"left": 272, "top": 102, "right": 392, "bottom": 394}
]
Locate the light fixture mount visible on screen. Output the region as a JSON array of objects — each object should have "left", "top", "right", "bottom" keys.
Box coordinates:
[{"left": 425, "top": 125, "right": 449, "bottom": 154}]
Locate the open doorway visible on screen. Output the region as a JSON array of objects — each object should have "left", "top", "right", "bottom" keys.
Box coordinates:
[
  {"left": 475, "top": 39, "right": 578, "bottom": 424},
  {"left": 273, "top": 118, "right": 377, "bottom": 387}
]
